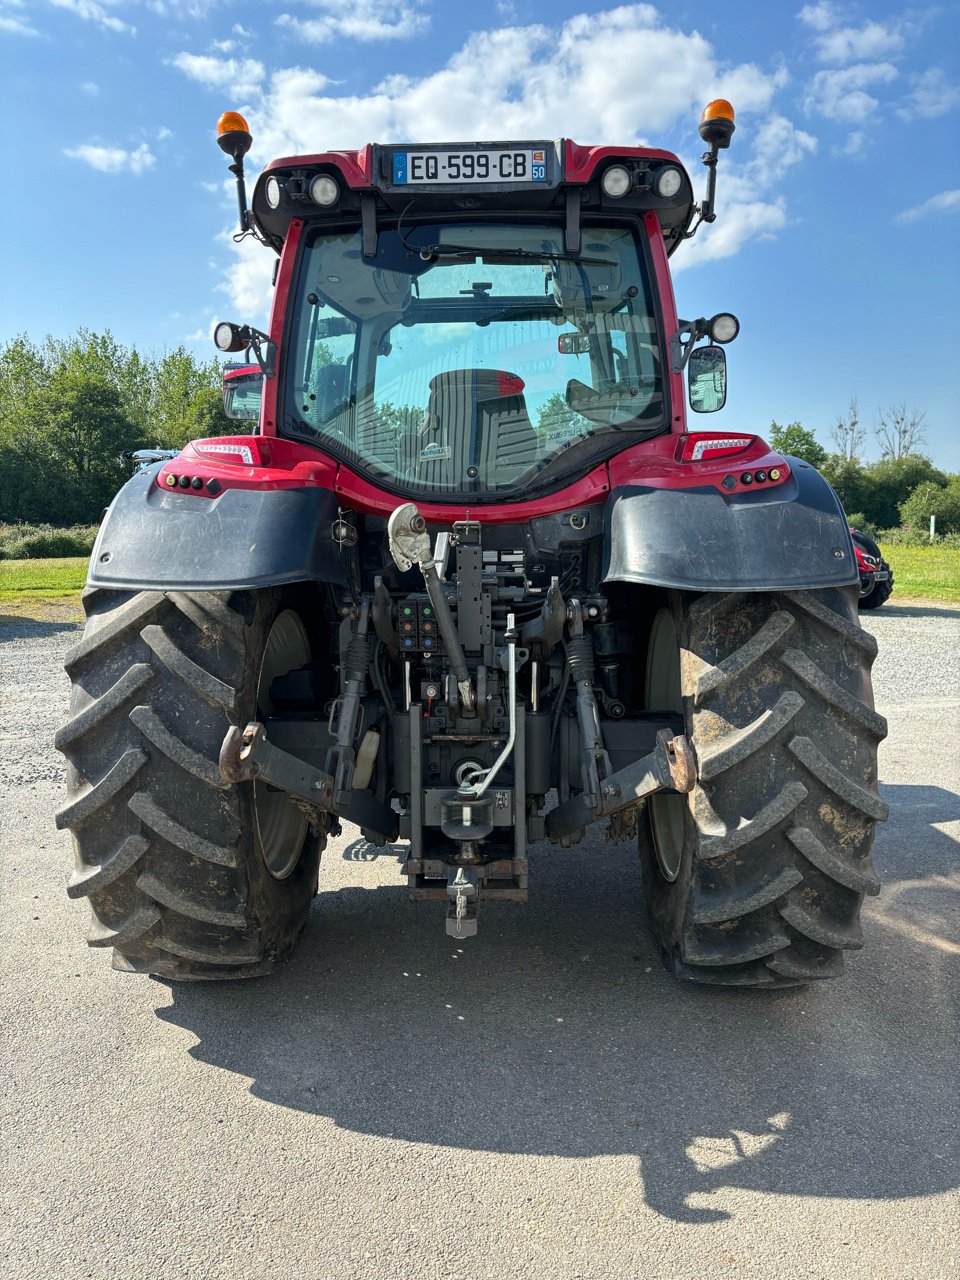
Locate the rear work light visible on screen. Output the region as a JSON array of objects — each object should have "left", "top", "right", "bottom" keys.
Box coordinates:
[
  {"left": 601, "top": 165, "right": 631, "bottom": 197},
  {"left": 309, "top": 174, "right": 339, "bottom": 206},
  {"left": 677, "top": 433, "right": 754, "bottom": 462}
]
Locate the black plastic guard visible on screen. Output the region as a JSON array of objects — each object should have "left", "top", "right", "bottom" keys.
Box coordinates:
[
  {"left": 87, "top": 467, "right": 348, "bottom": 591},
  {"left": 603, "top": 459, "right": 858, "bottom": 592}
]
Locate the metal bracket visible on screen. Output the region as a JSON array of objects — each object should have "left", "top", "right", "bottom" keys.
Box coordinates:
[
  {"left": 565, "top": 187, "right": 582, "bottom": 254},
  {"left": 220, "top": 721, "right": 335, "bottom": 806},
  {"left": 546, "top": 730, "right": 696, "bottom": 841},
  {"left": 360, "top": 193, "right": 378, "bottom": 258},
  {"left": 220, "top": 720, "right": 398, "bottom": 842},
  {"left": 669, "top": 317, "right": 709, "bottom": 373}
]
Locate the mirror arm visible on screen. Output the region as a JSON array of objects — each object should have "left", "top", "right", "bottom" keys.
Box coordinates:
[
  {"left": 246, "top": 328, "right": 277, "bottom": 379},
  {"left": 670, "top": 317, "right": 709, "bottom": 373}
]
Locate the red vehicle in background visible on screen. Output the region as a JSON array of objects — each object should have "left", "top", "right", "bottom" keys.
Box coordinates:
[
  {"left": 58, "top": 101, "right": 887, "bottom": 991},
  {"left": 850, "top": 528, "right": 894, "bottom": 610}
]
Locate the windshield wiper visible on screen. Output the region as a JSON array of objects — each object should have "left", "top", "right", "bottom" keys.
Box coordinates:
[{"left": 417, "top": 244, "right": 614, "bottom": 267}]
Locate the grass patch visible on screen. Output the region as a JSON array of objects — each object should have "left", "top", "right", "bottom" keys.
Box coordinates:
[
  {"left": 0, "top": 556, "right": 88, "bottom": 607},
  {"left": 880, "top": 543, "right": 960, "bottom": 603}
]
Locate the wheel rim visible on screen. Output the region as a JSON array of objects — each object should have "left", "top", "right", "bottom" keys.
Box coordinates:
[
  {"left": 254, "top": 609, "right": 311, "bottom": 880},
  {"left": 645, "top": 608, "right": 686, "bottom": 883}
]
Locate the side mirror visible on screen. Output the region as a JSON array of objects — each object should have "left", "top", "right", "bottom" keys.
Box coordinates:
[{"left": 687, "top": 344, "right": 727, "bottom": 413}]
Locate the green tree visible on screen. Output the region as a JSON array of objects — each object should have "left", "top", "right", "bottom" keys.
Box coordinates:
[
  {"left": 876, "top": 403, "right": 927, "bottom": 460},
  {"left": 820, "top": 456, "right": 868, "bottom": 516},
  {"left": 0, "top": 329, "right": 238, "bottom": 523},
  {"left": 860, "top": 455, "right": 947, "bottom": 530},
  {"left": 536, "top": 392, "right": 582, "bottom": 442},
  {"left": 830, "top": 398, "right": 865, "bottom": 462},
  {"left": 2, "top": 368, "right": 138, "bottom": 523},
  {"left": 768, "top": 421, "right": 828, "bottom": 469},
  {"left": 181, "top": 384, "right": 238, "bottom": 442},
  {"left": 899, "top": 477, "right": 960, "bottom": 536},
  {"left": 0, "top": 335, "right": 50, "bottom": 429}
]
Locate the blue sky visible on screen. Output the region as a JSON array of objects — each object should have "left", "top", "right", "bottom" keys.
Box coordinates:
[{"left": 3, "top": 0, "right": 958, "bottom": 466}]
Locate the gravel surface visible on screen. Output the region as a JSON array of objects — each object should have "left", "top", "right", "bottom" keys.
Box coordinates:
[{"left": 2, "top": 599, "right": 958, "bottom": 1280}]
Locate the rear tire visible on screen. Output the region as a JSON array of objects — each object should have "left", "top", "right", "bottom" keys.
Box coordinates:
[
  {"left": 639, "top": 586, "right": 887, "bottom": 987},
  {"left": 55, "top": 588, "right": 326, "bottom": 980}
]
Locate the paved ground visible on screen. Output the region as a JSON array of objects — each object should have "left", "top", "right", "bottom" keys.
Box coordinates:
[{"left": 2, "top": 600, "right": 958, "bottom": 1279}]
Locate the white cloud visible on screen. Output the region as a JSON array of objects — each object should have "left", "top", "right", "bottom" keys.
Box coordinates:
[
  {"left": 897, "top": 68, "right": 960, "bottom": 121},
  {"left": 894, "top": 189, "right": 960, "bottom": 224},
  {"left": 0, "top": 3, "right": 40, "bottom": 37},
  {"left": 50, "top": 0, "right": 135, "bottom": 36},
  {"left": 831, "top": 130, "right": 866, "bottom": 157},
  {"left": 232, "top": 23, "right": 253, "bottom": 37},
  {"left": 275, "top": 1, "right": 429, "bottom": 43},
  {"left": 250, "top": 8, "right": 786, "bottom": 162},
  {"left": 675, "top": 193, "right": 788, "bottom": 273},
  {"left": 797, "top": 2, "right": 837, "bottom": 33},
  {"left": 746, "top": 115, "right": 817, "bottom": 186},
  {"left": 156, "top": 126, "right": 173, "bottom": 141},
  {"left": 212, "top": 6, "right": 808, "bottom": 312},
  {"left": 218, "top": 229, "right": 276, "bottom": 326},
  {"left": 171, "top": 52, "right": 265, "bottom": 98},
  {"left": 79, "top": 80, "right": 100, "bottom": 94},
  {"left": 147, "top": 1, "right": 219, "bottom": 15},
  {"left": 798, "top": 4, "right": 904, "bottom": 68},
  {"left": 64, "top": 141, "right": 156, "bottom": 174},
  {"left": 803, "top": 61, "right": 898, "bottom": 122},
  {"left": 814, "top": 21, "right": 903, "bottom": 65}
]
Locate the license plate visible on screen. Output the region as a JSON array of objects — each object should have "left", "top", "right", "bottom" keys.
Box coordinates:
[{"left": 392, "top": 149, "right": 548, "bottom": 185}]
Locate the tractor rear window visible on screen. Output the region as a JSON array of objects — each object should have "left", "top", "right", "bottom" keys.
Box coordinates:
[{"left": 282, "top": 221, "right": 664, "bottom": 498}]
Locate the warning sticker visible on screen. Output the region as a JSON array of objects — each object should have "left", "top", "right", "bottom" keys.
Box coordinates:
[{"left": 420, "top": 443, "right": 451, "bottom": 461}]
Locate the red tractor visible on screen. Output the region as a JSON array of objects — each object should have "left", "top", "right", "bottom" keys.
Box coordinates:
[
  {"left": 57, "top": 103, "right": 887, "bottom": 988},
  {"left": 851, "top": 528, "right": 894, "bottom": 610}
]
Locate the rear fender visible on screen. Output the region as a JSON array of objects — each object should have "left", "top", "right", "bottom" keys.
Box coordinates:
[
  {"left": 603, "top": 457, "right": 858, "bottom": 592},
  {"left": 88, "top": 465, "right": 349, "bottom": 591}
]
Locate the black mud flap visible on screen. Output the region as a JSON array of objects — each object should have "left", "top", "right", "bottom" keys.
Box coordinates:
[{"left": 603, "top": 458, "right": 858, "bottom": 592}]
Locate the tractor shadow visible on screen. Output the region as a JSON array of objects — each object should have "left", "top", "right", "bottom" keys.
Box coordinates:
[
  {"left": 157, "top": 783, "right": 960, "bottom": 1223},
  {"left": 862, "top": 602, "right": 960, "bottom": 620},
  {"left": 0, "top": 615, "right": 82, "bottom": 642}
]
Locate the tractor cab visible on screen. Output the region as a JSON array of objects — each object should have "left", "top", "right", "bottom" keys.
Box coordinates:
[{"left": 213, "top": 109, "right": 741, "bottom": 503}]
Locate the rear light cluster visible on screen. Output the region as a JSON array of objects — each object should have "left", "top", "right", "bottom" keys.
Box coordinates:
[
  {"left": 677, "top": 433, "right": 787, "bottom": 492},
  {"left": 164, "top": 473, "right": 222, "bottom": 495},
  {"left": 677, "top": 433, "right": 753, "bottom": 462},
  {"left": 194, "top": 441, "right": 255, "bottom": 464},
  {"left": 721, "top": 468, "right": 782, "bottom": 491}
]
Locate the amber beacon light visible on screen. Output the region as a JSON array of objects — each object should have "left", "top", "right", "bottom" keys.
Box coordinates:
[
  {"left": 699, "top": 99, "right": 736, "bottom": 148},
  {"left": 216, "top": 111, "right": 252, "bottom": 158},
  {"left": 217, "top": 110, "right": 253, "bottom": 232},
  {"left": 694, "top": 99, "right": 735, "bottom": 227}
]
